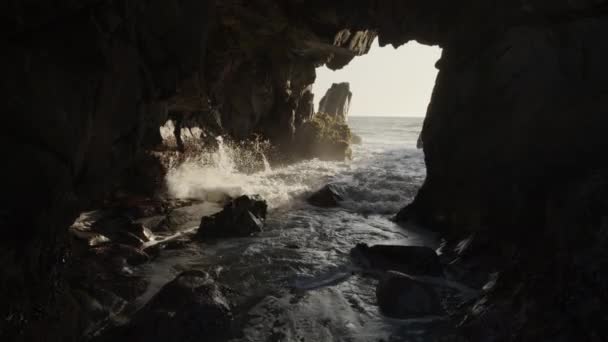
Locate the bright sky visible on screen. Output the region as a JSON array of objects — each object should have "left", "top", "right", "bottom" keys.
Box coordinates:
[{"left": 313, "top": 40, "right": 442, "bottom": 117}]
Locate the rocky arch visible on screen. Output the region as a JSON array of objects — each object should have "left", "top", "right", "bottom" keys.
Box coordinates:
[{"left": 2, "top": 1, "right": 608, "bottom": 340}]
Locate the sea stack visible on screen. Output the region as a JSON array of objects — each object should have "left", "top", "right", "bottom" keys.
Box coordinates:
[{"left": 318, "top": 82, "right": 353, "bottom": 122}]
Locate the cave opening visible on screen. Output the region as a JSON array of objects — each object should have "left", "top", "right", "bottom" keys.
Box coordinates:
[
  {"left": 5, "top": 1, "right": 608, "bottom": 340},
  {"left": 313, "top": 39, "right": 442, "bottom": 118}
]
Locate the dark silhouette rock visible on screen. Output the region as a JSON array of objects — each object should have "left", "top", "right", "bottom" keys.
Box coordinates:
[
  {"left": 351, "top": 244, "right": 443, "bottom": 277},
  {"left": 295, "top": 89, "right": 315, "bottom": 126},
  {"left": 120, "top": 152, "right": 169, "bottom": 198},
  {"left": 89, "top": 214, "right": 153, "bottom": 248},
  {"left": 104, "top": 271, "right": 233, "bottom": 342},
  {"left": 376, "top": 272, "right": 444, "bottom": 319},
  {"left": 88, "top": 244, "right": 151, "bottom": 267},
  {"left": 318, "top": 83, "right": 353, "bottom": 122},
  {"left": 197, "top": 195, "right": 267, "bottom": 239},
  {"left": 307, "top": 184, "right": 346, "bottom": 208},
  {"left": 68, "top": 244, "right": 150, "bottom": 310}
]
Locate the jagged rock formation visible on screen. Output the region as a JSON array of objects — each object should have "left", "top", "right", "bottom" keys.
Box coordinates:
[
  {"left": 351, "top": 244, "right": 443, "bottom": 277},
  {"left": 0, "top": 3, "right": 377, "bottom": 339},
  {"left": 376, "top": 272, "right": 444, "bottom": 319},
  {"left": 99, "top": 270, "right": 234, "bottom": 342},
  {"left": 2, "top": 0, "right": 608, "bottom": 341},
  {"left": 1, "top": 2, "right": 214, "bottom": 340},
  {"left": 179, "top": 2, "right": 377, "bottom": 147},
  {"left": 294, "top": 112, "right": 353, "bottom": 160},
  {"left": 318, "top": 83, "right": 353, "bottom": 121},
  {"left": 394, "top": 2, "right": 608, "bottom": 340},
  {"left": 307, "top": 184, "right": 346, "bottom": 207},
  {"left": 197, "top": 195, "right": 268, "bottom": 239}
]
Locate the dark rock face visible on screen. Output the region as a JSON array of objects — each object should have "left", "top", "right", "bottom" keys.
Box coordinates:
[
  {"left": 405, "top": 16, "right": 608, "bottom": 234},
  {"left": 395, "top": 5, "right": 608, "bottom": 338},
  {"left": 198, "top": 195, "right": 268, "bottom": 239},
  {"left": 1, "top": 1, "right": 213, "bottom": 339},
  {"left": 89, "top": 214, "right": 152, "bottom": 248},
  {"left": 307, "top": 184, "right": 346, "bottom": 208},
  {"left": 102, "top": 271, "right": 233, "bottom": 342},
  {"left": 0, "top": 12, "right": 376, "bottom": 338},
  {"left": 351, "top": 244, "right": 443, "bottom": 277},
  {"left": 376, "top": 272, "right": 444, "bottom": 319},
  {"left": 295, "top": 89, "right": 316, "bottom": 126},
  {"left": 444, "top": 173, "right": 608, "bottom": 341},
  {"left": 318, "top": 83, "right": 353, "bottom": 122},
  {"left": 199, "top": 4, "right": 376, "bottom": 149}
]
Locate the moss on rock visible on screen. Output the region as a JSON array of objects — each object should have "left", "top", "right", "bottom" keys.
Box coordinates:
[{"left": 294, "top": 112, "right": 352, "bottom": 161}]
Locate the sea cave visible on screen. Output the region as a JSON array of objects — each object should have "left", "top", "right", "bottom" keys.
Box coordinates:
[{"left": 2, "top": 1, "right": 608, "bottom": 341}]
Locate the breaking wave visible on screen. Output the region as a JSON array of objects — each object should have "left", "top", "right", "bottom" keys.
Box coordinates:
[{"left": 165, "top": 117, "right": 425, "bottom": 213}]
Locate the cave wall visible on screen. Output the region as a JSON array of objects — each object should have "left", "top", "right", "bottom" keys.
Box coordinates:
[
  {"left": 400, "top": 2, "right": 608, "bottom": 339},
  {"left": 403, "top": 1, "right": 608, "bottom": 235},
  {"left": 187, "top": 1, "right": 377, "bottom": 147},
  {"left": 0, "top": 1, "right": 214, "bottom": 340},
  {"left": 0, "top": 2, "right": 377, "bottom": 340}
]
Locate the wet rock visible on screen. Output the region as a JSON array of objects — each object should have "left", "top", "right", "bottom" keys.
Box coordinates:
[
  {"left": 89, "top": 244, "right": 151, "bottom": 267},
  {"left": 294, "top": 112, "right": 353, "bottom": 161},
  {"left": 112, "top": 231, "right": 146, "bottom": 247},
  {"left": 104, "top": 271, "right": 233, "bottom": 342},
  {"left": 376, "top": 272, "right": 444, "bottom": 319},
  {"left": 307, "top": 184, "right": 346, "bottom": 208},
  {"left": 70, "top": 229, "right": 111, "bottom": 248},
  {"left": 113, "top": 195, "right": 167, "bottom": 219},
  {"left": 143, "top": 236, "right": 192, "bottom": 258},
  {"left": 72, "top": 287, "right": 128, "bottom": 329},
  {"left": 69, "top": 244, "right": 150, "bottom": 304},
  {"left": 158, "top": 208, "right": 195, "bottom": 233},
  {"left": 351, "top": 133, "right": 363, "bottom": 145},
  {"left": 437, "top": 235, "right": 503, "bottom": 289},
  {"left": 162, "top": 238, "right": 191, "bottom": 250},
  {"left": 197, "top": 195, "right": 267, "bottom": 239},
  {"left": 351, "top": 244, "right": 443, "bottom": 277},
  {"left": 91, "top": 214, "right": 153, "bottom": 247},
  {"left": 416, "top": 133, "right": 423, "bottom": 149}
]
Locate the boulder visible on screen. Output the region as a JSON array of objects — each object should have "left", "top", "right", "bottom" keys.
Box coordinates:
[
  {"left": 91, "top": 214, "right": 153, "bottom": 246},
  {"left": 70, "top": 244, "right": 150, "bottom": 303},
  {"left": 351, "top": 133, "right": 363, "bottom": 145},
  {"left": 88, "top": 244, "right": 151, "bottom": 267},
  {"left": 307, "top": 184, "right": 346, "bottom": 208},
  {"left": 351, "top": 244, "right": 443, "bottom": 277},
  {"left": 293, "top": 112, "right": 353, "bottom": 161},
  {"left": 105, "top": 271, "right": 233, "bottom": 342},
  {"left": 318, "top": 83, "right": 352, "bottom": 122},
  {"left": 376, "top": 272, "right": 444, "bottom": 319},
  {"left": 197, "top": 195, "right": 268, "bottom": 239}
]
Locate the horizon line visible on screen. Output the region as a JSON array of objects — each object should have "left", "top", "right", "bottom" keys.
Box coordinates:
[{"left": 349, "top": 114, "right": 426, "bottom": 118}]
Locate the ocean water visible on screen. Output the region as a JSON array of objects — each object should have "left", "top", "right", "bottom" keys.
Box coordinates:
[
  {"left": 166, "top": 116, "right": 426, "bottom": 212},
  {"left": 132, "top": 116, "right": 441, "bottom": 341}
]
